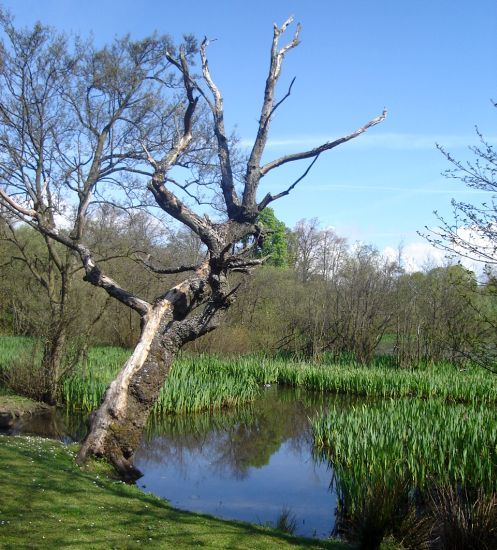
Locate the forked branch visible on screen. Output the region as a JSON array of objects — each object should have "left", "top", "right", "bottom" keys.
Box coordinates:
[{"left": 243, "top": 17, "right": 301, "bottom": 211}]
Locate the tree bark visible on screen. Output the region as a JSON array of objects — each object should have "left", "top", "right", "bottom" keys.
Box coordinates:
[
  {"left": 77, "top": 301, "right": 179, "bottom": 480},
  {"left": 40, "top": 321, "right": 67, "bottom": 406},
  {"left": 76, "top": 261, "right": 217, "bottom": 481}
]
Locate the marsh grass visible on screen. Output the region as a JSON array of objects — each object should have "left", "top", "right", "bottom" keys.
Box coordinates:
[
  {"left": 2, "top": 336, "right": 497, "bottom": 412},
  {"left": 60, "top": 351, "right": 259, "bottom": 413},
  {"left": 334, "top": 478, "right": 431, "bottom": 550},
  {"left": 428, "top": 485, "right": 497, "bottom": 549},
  {"left": 312, "top": 397, "right": 497, "bottom": 549},
  {"left": 275, "top": 507, "right": 298, "bottom": 535},
  {"left": 312, "top": 399, "right": 497, "bottom": 497}
]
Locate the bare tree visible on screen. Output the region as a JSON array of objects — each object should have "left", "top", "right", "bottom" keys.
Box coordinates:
[
  {"left": 292, "top": 218, "right": 322, "bottom": 283},
  {"left": 425, "top": 106, "right": 497, "bottom": 264},
  {"left": 0, "top": 15, "right": 386, "bottom": 479}
]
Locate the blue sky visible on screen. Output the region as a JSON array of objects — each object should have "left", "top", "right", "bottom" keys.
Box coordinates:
[{"left": 3, "top": 0, "right": 497, "bottom": 267}]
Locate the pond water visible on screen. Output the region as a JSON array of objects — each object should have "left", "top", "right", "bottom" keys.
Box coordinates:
[
  {"left": 4, "top": 387, "right": 345, "bottom": 539},
  {"left": 135, "top": 387, "right": 339, "bottom": 538}
]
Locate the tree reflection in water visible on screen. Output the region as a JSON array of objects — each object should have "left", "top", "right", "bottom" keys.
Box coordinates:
[{"left": 134, "top": 387, "right": 339, "bottom": 538}]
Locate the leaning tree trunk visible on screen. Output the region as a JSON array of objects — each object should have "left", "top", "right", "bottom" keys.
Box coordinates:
[
  {"left": 77, "top": 261, "right": 220, "bottom": 480},
  {"left": 77, "top": 301, "right": 183, "bottom": 480}
]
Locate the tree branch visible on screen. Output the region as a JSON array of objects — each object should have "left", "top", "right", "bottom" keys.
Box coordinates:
[
  {"left": 134, "top": 253, "right": 199, "bottom": 275},
  {"left": 148, "top": 174, "right": 220, "bottom": 250},
  {"left": 76, "top": 244, "right": 151, "bottom": 316},
  {"left": 200, "top": 38, "right": 241, "bottom": 219},
  {"left": 258, "top": 154, "right": 320, "bottom": 210},
  {"left": 260, "top": 109, "right": 387, "bottom": 176},
  {"left": 243, "top": 17, "right": 301, "bottom": 211},
  {"left": 0, "top": 188, "right": 37, "bottom": 218}
]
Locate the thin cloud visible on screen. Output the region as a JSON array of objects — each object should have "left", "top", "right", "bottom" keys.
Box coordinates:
[
  {"left": 240, "top": 132, "right": 497, "bottom": 151},
  {"left": 381, "top": 241, "right": 483, "bottom": 274},
  {"left": 282, "top": 182, "right": 489, "bottom": 195}
]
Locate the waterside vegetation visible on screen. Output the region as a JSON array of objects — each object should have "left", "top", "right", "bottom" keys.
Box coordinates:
[{"left": 2, "top": 336, "right": 497, "bottom": 413}]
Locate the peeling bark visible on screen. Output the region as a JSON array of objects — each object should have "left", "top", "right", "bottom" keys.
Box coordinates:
[
  {"left": 77, "top": 262, "right": 213, "bottom": 479},
  {"left": 77, "top": 302, "right": 177, "bottom": 480}
]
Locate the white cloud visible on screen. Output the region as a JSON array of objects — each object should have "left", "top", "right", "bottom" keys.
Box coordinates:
[{"left": 382, "top": 240, "right": 484, "bottom": 274}]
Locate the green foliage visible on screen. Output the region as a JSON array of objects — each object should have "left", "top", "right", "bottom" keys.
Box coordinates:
[
  {"left": 151, "top": 357, "right": 258, "bottom": 414},
  {"left": 311, "top": 397, "right": 497, "bottom": 547},
  {"left": 60, "top": 349, "right": 259, "bottom": 413},
  {"left": 257, "top": 207, "right": 289, "bottom": 267},
  {"left": 194, "top": 353, "right": 497, "bottom": 405},
  {"left": 2, "top": 337, "right": 497, "bottom": 411}
]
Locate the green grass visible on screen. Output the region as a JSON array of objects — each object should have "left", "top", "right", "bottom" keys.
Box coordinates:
[
  {"left": 311, "top": 398, "right": 497, "bottom": 511},
  {"left": 0, "top": 336, "right": 36, "bottom": 368},
  {"left": 0, "top": 434, "right": 346, "bottom": 549},
  {"left": 60, "top": 352, "right": 259, "bottom": 414},
  {"left": 207, "top": 354, "right": 497, "bottom": 405}
]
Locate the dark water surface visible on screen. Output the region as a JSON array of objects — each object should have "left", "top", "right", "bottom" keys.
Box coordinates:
[{"left": 5, "top": 387, "right": 342, "bottom": 539}]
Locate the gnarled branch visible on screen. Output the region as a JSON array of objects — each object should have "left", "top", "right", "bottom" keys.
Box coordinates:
[
  {"left": 134, "top": 253, "right": 199, "bottom": 275},
  {"left": 76, "top": 245, "right": 151, "bottom": 316},
  {"left": 200, "top": 38, "right": 241, "bottom": 219},
  {"left": 243, "top": 17, "right": 301, "bottom": 211}
]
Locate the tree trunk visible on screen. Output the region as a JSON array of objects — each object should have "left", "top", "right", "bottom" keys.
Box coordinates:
[
  {"left": 77, "top": 301, "right": 182, "bottom": 481},
  {"left": 40, "top": 322, "right": 66, "bottom": 406}
]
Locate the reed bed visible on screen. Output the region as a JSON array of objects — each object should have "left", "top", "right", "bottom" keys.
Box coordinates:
[
  {"left": 311, "top": 398, "right": 497, "bottom": 509},
  {"left": 61, "top": 352, "right": 258, "bottom": 414},
  {"left": 150, "top": 357, "right": 258, "bottom": 415},
  {"left": 2, "top": 336, "right": 497, "bottom": 411},
  {"left": 176, "top": 354, "right": 497, "bottom": 405}
]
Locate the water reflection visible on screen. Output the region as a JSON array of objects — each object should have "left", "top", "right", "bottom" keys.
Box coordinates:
[
  {"left": 135, "top": 387, "right": 338, "bottom": 538},
  {"left": 5, "top": 407, "right": 87, "bottom": 443}
]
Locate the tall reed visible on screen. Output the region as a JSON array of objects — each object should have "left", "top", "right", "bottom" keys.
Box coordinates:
[{"left": 312, "top": 398, "right": 497, "bottom": 510}]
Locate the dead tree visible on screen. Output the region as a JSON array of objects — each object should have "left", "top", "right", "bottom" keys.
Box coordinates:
[{"left": 0, "top": 15, "right": 386, "bottom": 479}]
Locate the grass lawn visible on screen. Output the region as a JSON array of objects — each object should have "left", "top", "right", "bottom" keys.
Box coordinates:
[{"left": 0, "top": 435, "right": 347, "bottom": 549}]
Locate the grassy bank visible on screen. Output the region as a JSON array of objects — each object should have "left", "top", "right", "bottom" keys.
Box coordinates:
[
  {"left": 0, "top": 395, "right": 50, "bottom": 417},
  {"left": 0, "top": 435, "right": 346, "bottom": 549}
]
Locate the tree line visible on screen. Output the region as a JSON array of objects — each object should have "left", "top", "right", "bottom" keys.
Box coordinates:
[{"left": 1, "top": 208, "right": 494, "bottom": 372}]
